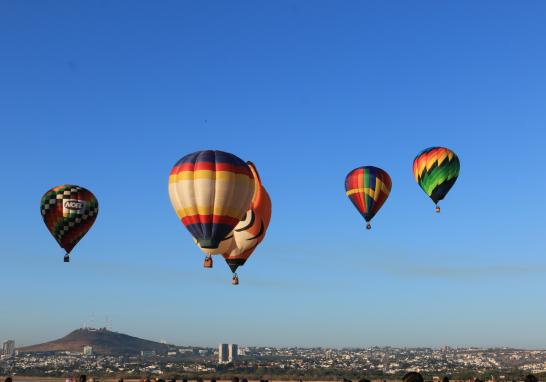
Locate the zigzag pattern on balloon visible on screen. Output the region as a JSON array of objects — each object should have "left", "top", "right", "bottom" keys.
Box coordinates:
[
  {"left": 345, "top": 166, "right": 392, "bottom": 223},
  {"left": 413, "top": 147, "right": 460, "bottom": 204}
]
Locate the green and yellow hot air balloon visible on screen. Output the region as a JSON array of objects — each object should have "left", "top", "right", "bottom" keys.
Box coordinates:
[{"left": 413, "top": 147, "right": 460, "bottom": 212}]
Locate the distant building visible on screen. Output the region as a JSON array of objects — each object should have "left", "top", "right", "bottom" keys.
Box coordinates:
[
  {"left": 229, "top": 344, "right": 238, "bottom": 362},
  {"left": 141, "top": 350, "right": 156, "bottom": 357},
  {"left": 2, "top": 340, "right": 15, "bottom": 357},
  {"left": 83, "top": 345, "right": 93, "bottom": 356},
  {"left": 219, "top": 343, "right": 229, "bottom": 363}
]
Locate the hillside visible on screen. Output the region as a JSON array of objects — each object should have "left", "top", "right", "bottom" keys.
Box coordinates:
[{"left": 18, "top": 328, "right": 173, "bottom": 355}]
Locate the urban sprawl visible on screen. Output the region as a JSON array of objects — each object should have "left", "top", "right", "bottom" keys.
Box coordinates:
[{"left": 3, "top": 340, "right": 546, "bottom": 380}]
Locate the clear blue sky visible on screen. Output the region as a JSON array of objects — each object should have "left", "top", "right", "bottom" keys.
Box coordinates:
[{"left": 1, "top": 0, "right": 546, "bottom": 349}]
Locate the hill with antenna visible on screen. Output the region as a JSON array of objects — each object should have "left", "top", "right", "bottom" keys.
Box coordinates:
[{"left": 18, "top": 328, "right": 173, "bottom": 355}]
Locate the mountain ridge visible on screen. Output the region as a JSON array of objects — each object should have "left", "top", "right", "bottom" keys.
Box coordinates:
[{"left": 17, "top": 328, "right": 174, "bottom": 355}]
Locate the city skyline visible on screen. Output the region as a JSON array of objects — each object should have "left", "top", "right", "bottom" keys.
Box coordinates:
[
  {"left": 6, "top": 339, "right": 546, "bottom": 378},
  {"left": 4, "top": 327, "right": 546, "bottom": 379},
  {"left": 1, "top": 0, "right": 546, "bottom": 349},
  {"left": 5, "top": 327, "right": 546, "bottom": 351}
]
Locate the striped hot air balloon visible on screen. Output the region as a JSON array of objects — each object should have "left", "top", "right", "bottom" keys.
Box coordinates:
[
  {"left": 40, "top": 185, "right": 99, "bottom": 262},
  {"left": 413, "top": 147, "right": 460, "bottom": 212},
  {"left": 168, "top": 150, "right": 255, "bottom": 268},
  {"left": 345, "top": 166, "right": 392, "bottom": 229},
  {"left": 222, "top": 162, "right": 272, "bottom": 284}
]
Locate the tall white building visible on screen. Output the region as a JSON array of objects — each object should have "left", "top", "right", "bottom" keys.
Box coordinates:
[
  {"left": 2, "top": 340, "right": 15, "bottom": 357},
  {"left": 219, "top": 343, "right": 229, "bottom": 363},
  {"left": 83, "top": 345, "right": 93, "bottom": 356},
  {"left": 228, "top": 344, "right": 238, "bottom": 362}
]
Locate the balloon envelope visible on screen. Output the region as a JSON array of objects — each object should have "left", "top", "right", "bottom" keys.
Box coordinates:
[
  {"left": 168, "top": 150, "right": 255, "bottom": 251},
  {"left": 413, "top": 147, "right": 460, "bottom": 204},
  {"left": 345, "top": 166, "right": 392, "bottom": 223},
  {"left": 223, "top": 162, "right": 272, "bottom": 273},
  {"left": 40, "top": 185, "right": 99, "bottom": 255}
]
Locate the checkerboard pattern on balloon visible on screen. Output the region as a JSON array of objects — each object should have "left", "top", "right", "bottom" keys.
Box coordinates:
[{"left": 40, "top": 185, "right": 99, "bottom": 255}]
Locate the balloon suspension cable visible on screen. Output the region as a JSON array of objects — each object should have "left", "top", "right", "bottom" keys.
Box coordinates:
[
  {"left": 203, "top": 255, "right": 213, "bottom": 268},
  {"left": 366, "top": 223, "right": 372, "bottom": 230},
  {"left": 435, "top": 205, "right": 441, "bottom": 213},
  {"left": 64, "top": 254, "right": 70, "bottom": 263}
]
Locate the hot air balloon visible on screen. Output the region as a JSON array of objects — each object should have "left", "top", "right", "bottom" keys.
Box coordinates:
[
  {"left": 168, "top": 150, "right": 255, "bottom": 268},
  {"left": 413, "top": 147, "right": 460, "bottom": 212},
  {"left": 345, "top": 166, "right": 392, "bottom": 229},
  {"left": 40, "top": 185, "right": 99, "bottom": 262},
  {"left": 222, "top": 162, "right": 272, "bottom": 285}
]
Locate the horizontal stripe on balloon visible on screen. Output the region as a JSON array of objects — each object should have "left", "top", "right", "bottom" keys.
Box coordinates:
[
  {"left": 176, "top": 151, "right": 246, "bottom": 166},
  {"left": 170, "top": 162, "right": 252, "bottom": 176},
  {"left": 182, "top": 214, "right": 240, "bottom": 226},
  {"left": 168, "top": 171, "right": 254, "bottom": 183},
  {"left": 176, "top": 206, "right": 245, "bottom": 219}
]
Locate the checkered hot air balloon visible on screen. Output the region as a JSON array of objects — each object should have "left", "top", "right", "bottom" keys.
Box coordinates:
[
  {"left": 345, "top": 166, "right": 392, "bottom": 230},
  {"left": 40, "top": 185, "right": 99, "bottom": 262},
  {"left": 168, "top": 150, "right": 255, "bottom": 268},
  {"left": 413, "top": 147, "right": 460, "bottom": 213},
  {"left": 222, "top": 161, "right": 272, "bottom": 285}
]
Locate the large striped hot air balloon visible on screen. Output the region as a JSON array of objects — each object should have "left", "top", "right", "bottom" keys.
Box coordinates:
[
  {"left": 345, "top": 166, "right": 392, "bottom": 230},
  {"left": 413, "top": 147, "right": 460, "bottom": 212},
  {"left": 40, "top": 185, "right": 99, "bottom": 262},
  {"left": 168, "top": 150, "right": 255, "bottom": 268},
  {"left": 222, "top": 162, "right": 272, "bottom": 285}
]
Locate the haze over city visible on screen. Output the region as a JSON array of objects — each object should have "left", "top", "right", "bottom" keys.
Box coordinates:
[{"left": 1, "top": 0, "right": 546, "bottom": 354}]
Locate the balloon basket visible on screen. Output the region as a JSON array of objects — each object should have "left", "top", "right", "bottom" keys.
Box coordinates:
[
  {"left": 366, "top": 223, "right": 372, "bottom": 230},
  {"left": 232, "top": 274, "right": 239, "bottom": 285},
  {"left": 435, "top": 205, "right": 441, "bottom": 213},
  {"left": 64, "top": 255, "right": 70, "bottom": 263},
  {"left": 203, "top": 256, "right": 213, "bottom": 268}
]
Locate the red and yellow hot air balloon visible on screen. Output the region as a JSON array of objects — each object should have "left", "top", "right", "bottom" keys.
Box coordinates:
[
  {"left": 345, "top": 166, "right": 392, "bottom": 229},
  {"left": 168, "top": 150, "right": 255, "bottom": 268},
  {"left": 40, "top": 185, "right": 99, "bottom": 262},
  {"left": 222, "top": 162, "right": 272, "bottom": 285}
]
